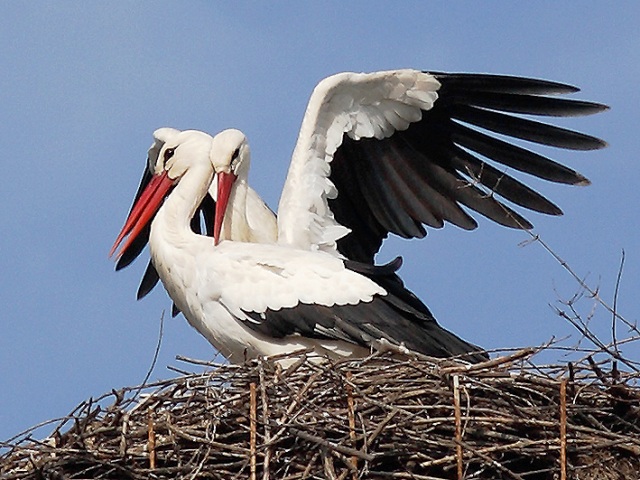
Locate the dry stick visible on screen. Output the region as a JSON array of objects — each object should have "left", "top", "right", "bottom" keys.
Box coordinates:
[
  {"left": 611, "top": 250, "right": 625, "bottom": 355},
  {"left": 301, "top": 451, "right": 321, "bottom": 478},
  {"left": 167, "top": 423, "right": 251, "bottom": 454},
  {"left": 288, "top": 427, "right": 375, "bottom": 462},
  {"left": 119, "top": 411, "right": 130, "bottom": 457},
  {"left": 524, "top": 232, "right": 634, "bottom": 334},
  {"left": 559, "top": 379, "right": 568, "bottom": 480},
  {"left": 337, "top": 468, "right": 351, "bottom": 480},
  {"left": 572, "top": 334, "right": 640, "bottom": 371},
  {"left": 175, "top": 354, "right": 226, "bottom": 367},
  {"left": 189, "top": 445, "right": 212, "bottom": 479},
  {"left": 322, "top": 448, "right": 339, "bottom": 480},
  {"left": 476, "top": 169, "right": 632, "bottom": 335},
  {"left": 365, "top": 409, "right": 399, "bottom": 449},
  {"left": 419, "top": 438, "right": 560, "bottom": 469},
  {"left": 555, "top": 307, "right": 637, "bottom": 372},
  {"left": 5, "top": 386, "right": 112, "bottom": 446},
  {"left": 267, "top": 371, "right": 322, "bottom": 446},
  {"left": 514, "top": 211, "right": 639, "bottom": 372},
  {"left": 147, "top": 408, "right": 156, "bottom": 470},
  {"left": 441, "top": 347, "right": 536, "bottom": 375},
  {"left": 345, "top": 371, "right": 358, "bottom": 479},
  {"left": 329, "top": 448, "right": 360, "bottom": 477},
  {"left": 452, "top": 375, "right": 463, "bottom": 480},
  {"left": 258, "top": 362, "right": 271, "bottom": 480},
  {"left": 461, "top": 442, "right": 526, "bottom": 480},
  {"left": 132, "top": 312, "right": 165, "bottom": 404},
  {"left": 250, "top": 382, "right": 257, "bottom": 480}
]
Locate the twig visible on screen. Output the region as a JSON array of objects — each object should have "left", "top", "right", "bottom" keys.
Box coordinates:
[
  {"left": 559, "top": 379, "right": 567, "bottom": 480},
  {"left": 462, "top": 441, "right": 526, "bottom": 480},
  {"left": 175, "top": 354, "right": 226, "bottom": 367},
  {"left": 441, "top": 348, "right": 536, "bottom": 374},
  {"left": 322, "top": 448, "right": 339, "bottom": 480},
  {"left": 148, "top": 407, "right": 156, "bottom": 470},
  {"left": 345, "top": 371, "right": 358, "bottom": 479},
  {"left": 119, "top": 411, "right": 129, "bottom": 456},
  {"left": 612, "top": 249, "right": 625, "bottom": 355},
  {"left": 250, "top": 382, "right": 257, "bottom": 480},
  {"left": 523, "top": 230, "right": 635, "bottom": 335},
  {"left": 452, "top": 375, "right": 463, "bottom": 480},
  {"left": 131, "top": 311, "right": 165, "bottom": 403},
  {"left": 365, "top": 409, "right": 399, "bottom": 449},
  {"left": 259, "top": 362, "right": 271, "bottom": 480},
  {"left": 287, "top": 427, "right": 375, "bottom": 462}
]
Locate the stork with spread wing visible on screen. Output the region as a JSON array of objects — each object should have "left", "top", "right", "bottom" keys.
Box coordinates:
[{"left": 112, "top": 70, "right": 606, "bottom": 364}]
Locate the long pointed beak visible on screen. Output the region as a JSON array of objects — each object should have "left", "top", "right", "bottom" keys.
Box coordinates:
[
  {"left": 213, "top": 171, "right": 237, "bottom": 245},
  {"left": 110, "top": 171, "right": 174, "bottom": 259},
  {"left": 114, "top": 167, "right": 153, "bottom": 271}
]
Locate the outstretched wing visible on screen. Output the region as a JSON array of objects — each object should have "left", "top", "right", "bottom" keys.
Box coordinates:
[{"left": 276, "top": 70, "right": 607, "bottom": 263}]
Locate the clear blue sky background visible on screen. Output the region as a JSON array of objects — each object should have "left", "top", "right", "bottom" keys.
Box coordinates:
[{"left": 1, "top": 3, "right": 638, "bottom": 443}]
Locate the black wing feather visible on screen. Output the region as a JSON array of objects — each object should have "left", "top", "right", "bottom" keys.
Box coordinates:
[
  {"left": 136, "top": 261, "right": 161, "bottom": 300},
  {"left": 451, "top": 104, "right": 606, "bottom": 151},
  {"left": 330, "top": 141, "right": 389, "bottom": 261},
  {"left": 444, "top": 91, "right": 607, "bottom": 117},
  {"left": 447, "top": 121, "right": 590, "bottom": 185},
  {"left": 329, "top": 73, "right": 607, "bottom": 263},
  {"left": 352, "top": 142, "right": 426, "bottom": 238},
  {"left": 367, "top": 138, "right": 477, "bottom": 230},
  {"left": 442, "top": 144, "right": 563, "bottom": 216},
  {"left": 430, "top": 73, "right": 581, "bottom": 95}
]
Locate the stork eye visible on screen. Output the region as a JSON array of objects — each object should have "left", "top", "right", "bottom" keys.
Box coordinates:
[
  {"left": 164, "top": 147, "right": 176, "bottom": 162},
  {"left": 231, "top": 147, "right": 240, "bottom": 162}
]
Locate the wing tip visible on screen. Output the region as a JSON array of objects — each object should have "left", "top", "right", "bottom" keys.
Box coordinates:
[
  {"left": 592, "top": 137, "right": 609, "bottom": 150},
  {"left": 429, "top": 72, "right": 584, "bottom": 95},
  {"left": 575, "top": 176, "right": 592, "bottom": 187}
]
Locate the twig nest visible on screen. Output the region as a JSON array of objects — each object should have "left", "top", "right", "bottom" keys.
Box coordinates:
[{"left": 2, "top": 349, "right": 639, "bottom": 479}]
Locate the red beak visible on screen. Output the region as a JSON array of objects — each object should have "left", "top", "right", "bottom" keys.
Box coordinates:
[
  {"left": 214, "top": 171, "right": 237, "bottom": 245},
  {"left": 110, "top": 171, "right": 174, "bottom": 259}
]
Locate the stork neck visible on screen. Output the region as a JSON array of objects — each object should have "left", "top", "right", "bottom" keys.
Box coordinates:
[
  {"left": 220, "top": 177, "right": 251, "bottom": 242},
  {"left": 155, "top": 165, "right": 214, "bottom": 240}
]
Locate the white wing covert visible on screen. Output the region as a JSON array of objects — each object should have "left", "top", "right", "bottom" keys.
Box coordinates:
[
  {"left": 204, "top": 247, "right": 489, "bottom": 363},
  {"left": 277, "top": 70, "right": 441, "bottom": 254}
]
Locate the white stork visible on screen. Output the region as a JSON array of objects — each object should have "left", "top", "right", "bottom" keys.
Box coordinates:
[
  {"left": 115, "top": 127, "right": 277, "bottom": 313},
  {"left": 112, "top": 70, "right": 606, "bottom": 365}
]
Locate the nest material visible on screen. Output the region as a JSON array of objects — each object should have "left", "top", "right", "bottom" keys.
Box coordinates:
[{"left": 2, "top": 349, "right": 639, "bottom": 480}]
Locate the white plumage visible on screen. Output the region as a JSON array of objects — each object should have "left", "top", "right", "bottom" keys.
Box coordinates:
[
  {"left": 112, "top": 69, "right": 606, "bottom": 364},
  {"left": 279, "top": 70, "right": 440, "bottom": 252}
]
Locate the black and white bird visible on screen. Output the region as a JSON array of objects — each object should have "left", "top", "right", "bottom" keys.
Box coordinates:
[
  {"left": 114, "top": 127, "right": 277, "bottom": 310},
  {"left": 112, "top": 69, "right": 606, "bottom": 365}
]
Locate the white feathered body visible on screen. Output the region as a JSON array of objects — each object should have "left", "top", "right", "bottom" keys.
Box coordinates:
[{"left": 149, "top": 168, "right": 377, "bottom": 362}]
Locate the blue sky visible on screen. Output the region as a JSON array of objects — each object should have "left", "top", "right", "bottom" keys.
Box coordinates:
[{"left": 1, "top": 3, "right": 638, "bottom": 442}]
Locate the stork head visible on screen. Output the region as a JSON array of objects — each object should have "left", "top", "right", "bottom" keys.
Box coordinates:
[
  {"left": 210, "top": 129, "right": 250, "bottom": 245},
  {"left": 111, "top": 129, "right": 216, "bottom": 260}
]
